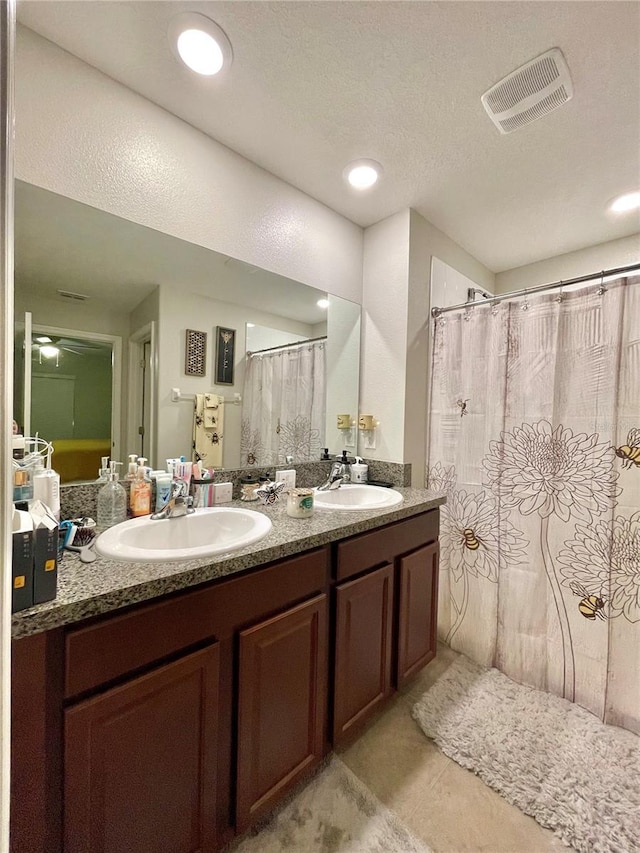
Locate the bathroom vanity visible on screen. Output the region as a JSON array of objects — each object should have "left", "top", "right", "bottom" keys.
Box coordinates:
[{"left": 10, "top": 489, "right": 443, "bottom": 853}]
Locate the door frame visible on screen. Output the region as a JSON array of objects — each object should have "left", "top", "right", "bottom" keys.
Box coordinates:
[
  {"left": 127, "top": 321, "right": 157, "bottom": 468},
  {"left": 31, "top": 323, "right": 122, "bottom": 461},
  {"left": 1, "top": 2, "right": 15, "bottom": 847}
]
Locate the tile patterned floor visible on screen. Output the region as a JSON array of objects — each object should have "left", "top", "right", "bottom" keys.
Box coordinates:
[{"left": 337, "top": 644, "right": 568, "bottom": 853}]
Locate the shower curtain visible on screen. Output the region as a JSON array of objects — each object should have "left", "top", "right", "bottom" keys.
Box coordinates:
[
  {"left": 427, "top": 276, "right": 640, "bottom": 734},
  {"left": 241, "top": 340, "right": 326, "bottom": 466}
]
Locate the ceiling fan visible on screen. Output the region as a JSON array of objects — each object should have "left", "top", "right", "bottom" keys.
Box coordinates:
[{"left": 32, "top": 335, "right": 109, "bottom": 360}]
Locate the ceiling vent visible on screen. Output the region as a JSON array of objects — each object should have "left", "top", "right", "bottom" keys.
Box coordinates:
[
  {"left": 57, "top": 289, "right": 89, "bottom": 302},
  {"left": 481, "top": 48, "right": 573, "bottom": 134}
]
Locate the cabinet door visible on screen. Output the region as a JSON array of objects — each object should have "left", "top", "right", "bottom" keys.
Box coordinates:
[
  {"left": 397, "top": 541, "right": 440, "bottom": 688},
  {"left": 333, "top": 563, "right": 394, "bottom": 744},
  {"left": 64, "top": 644, "right": 219, "bottom": 853},
  {"left": 236, "top": 594, "right": 327, "bottom": 832}
]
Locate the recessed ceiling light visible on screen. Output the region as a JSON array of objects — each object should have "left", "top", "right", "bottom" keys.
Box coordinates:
[
  {"left": 168, "top": 13, "right": 233, "bottom": 76},
  {"left": 343, "top": 159, "right": 383, "bottom": 190},
  {"left": 610, "top": 191, "right": 640, "bottom": 213},
  {"left": 246, "top": 323, "right": 255, "bottom": 328},
  {"left": 317, "top": 299, "right": 330, "bottom": 309}
]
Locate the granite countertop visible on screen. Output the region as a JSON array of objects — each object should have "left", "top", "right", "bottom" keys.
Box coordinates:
[{"left": 12, "top": 488, "right": 445, "bottom": 639}]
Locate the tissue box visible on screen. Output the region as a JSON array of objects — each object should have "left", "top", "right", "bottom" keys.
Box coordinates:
[
  {"left": 12, "top": 509, "right": 34, "bottom": 613},
  {"left": 30, "top": 500, "right": 59, "bottom": 605}
]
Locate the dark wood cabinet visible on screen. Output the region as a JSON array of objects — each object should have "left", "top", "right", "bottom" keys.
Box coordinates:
[
  {"left": 236, "top": 594, "right": 328, "bottom": 832},
  {"left": 64, "top": 643, "right": 220, "bottom": 853},
  {"left": 333, "top": 563, "right": 394, "bottom": 742},
  {"left": 11, "top": 510, "right": 440, "bottom": 853},
  {"left": 397, "top": 541, "right": 440, "bottom": 687}
]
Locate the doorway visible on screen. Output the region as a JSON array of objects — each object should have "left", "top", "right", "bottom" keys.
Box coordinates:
[
  {"left": 127, "top": 321, "right": 157, "bottom": 467},
  {"left": 17, "top": 317, "right": 122, "bottom": 481}
]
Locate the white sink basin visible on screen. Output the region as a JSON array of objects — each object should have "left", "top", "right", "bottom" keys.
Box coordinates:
[
  {"left": 95, "top": 507, "right": 272, "bottom": 563},
  {"left": 313, "top": 484, "right": 403, "bottom": 511}
]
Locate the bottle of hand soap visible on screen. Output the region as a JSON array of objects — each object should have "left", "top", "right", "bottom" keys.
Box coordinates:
[
  {"left": 97, "top": 461, "right": 127, "bottom": 530},
  {"left": 126, "top": 453, "right": 138, "bottom": 480},
  {"left": 131, "top": 459, "right": 152, "bottom": 517},
  {"left": 351, "top": 456, "right": 368, "bottom": 484}
]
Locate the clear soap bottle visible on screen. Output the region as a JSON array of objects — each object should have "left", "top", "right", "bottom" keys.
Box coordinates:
[{"left": 97, "top": 461, "right": 127, "bottom": 530}]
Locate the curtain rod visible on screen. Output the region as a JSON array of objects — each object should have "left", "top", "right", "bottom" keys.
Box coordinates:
[
  {"left": 431, "top": 262, "right": 640, "bottom": 318},
  {"left": 247, "top": 335, "right": 327, "bottom": 356}
]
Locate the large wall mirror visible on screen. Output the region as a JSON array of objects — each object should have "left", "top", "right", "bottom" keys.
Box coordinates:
[{"left": 14, "top": 181, "right": 361, "bottom": 482}]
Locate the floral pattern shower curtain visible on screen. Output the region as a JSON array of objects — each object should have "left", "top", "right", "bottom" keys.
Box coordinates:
[
  {"left": 241, "top": 340, "right": 326, "bottom": 466},
  {"left": 427, "top": 276, "right": 640, "bottom": 734}
]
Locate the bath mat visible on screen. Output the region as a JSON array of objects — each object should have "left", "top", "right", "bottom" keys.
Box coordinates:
[
  {"left": 232, "top": 755, "right": 431, "bottom": 852},
  {"left": 412, "top": 655, "right": 640, "bottom": 853}
]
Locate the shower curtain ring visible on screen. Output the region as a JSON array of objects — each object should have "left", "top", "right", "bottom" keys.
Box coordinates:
[
  {"left": 598, "top": 271, "right": 607, "bottom": 295},
  {"left": 556, "top": 281, "right": 564, "bottom": 303},
  {"left": 521, "top": 288, "right": 529, "bottom": 311}
]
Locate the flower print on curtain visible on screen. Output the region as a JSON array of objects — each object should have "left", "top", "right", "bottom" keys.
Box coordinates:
[
  {"left": 483, "top": 420, "right": 618, "bottom": 702},
  {"left": 438, "top": 486, "right": 528, "bottom": 645},
  {"left": 241, "top": 340, "right": 326, "bottom": 466},
  {"left": 559, "top": 512, "right": 640, "bottom": 624},
  {"left": 427, "top": 275, "right": 640, "bottom": 734}
]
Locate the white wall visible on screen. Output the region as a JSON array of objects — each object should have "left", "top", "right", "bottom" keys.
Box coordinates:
[
  {"left": 157, "top": 287, "right": 313, "bottom": 468},
  {"left": 15, "top": 288, "right": 130, "bottom": 340},
  {"left": 246, "top": 326, "right": 308, "bottom": 354},
  {"left": 360, "top": 210, "right": 411, "bottom": 463},
  {"left": 359, "top": 209, "right": 494, "bottom": 477},
  {"left": 495, "top": 234, "right": 640, "bottom": 293},
  {"left": 129, "top": 288, "right": 159, "bottom": 338},
  {"left": 430, "top": 256, "right": 494, "bottom": 311},
  {"left": 15, "top": 26, "right": 364, "bottom": 304},
  {"left": 325, "top": 299, "right": 360, "bottom": 457}
]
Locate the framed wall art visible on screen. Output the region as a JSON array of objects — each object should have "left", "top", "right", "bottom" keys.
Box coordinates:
[
  {"left": 185, "top": 329, "right": 207, "bottom": 376},
  {"left": 215, "top": 326, "right": 236, "bottom": 385}
]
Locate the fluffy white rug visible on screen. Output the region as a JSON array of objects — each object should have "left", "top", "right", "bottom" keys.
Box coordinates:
[
  {"left": 232, "top": 756, "right": 430, "bottom": 853},
  {"left": 412, "top": 655, "right": 640, "bottom": 853}
]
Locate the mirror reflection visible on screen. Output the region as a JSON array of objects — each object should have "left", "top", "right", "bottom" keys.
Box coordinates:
[{"left": 14, "top": 181, "right": 361, "bottom": 481}]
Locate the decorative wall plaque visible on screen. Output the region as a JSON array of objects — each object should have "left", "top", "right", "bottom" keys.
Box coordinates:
[
  {"left": 215, "top": 326, "right": 236, "bottom": 385},
  {"left": 185, "top": 329, "right": 207, "bottom": 376}
]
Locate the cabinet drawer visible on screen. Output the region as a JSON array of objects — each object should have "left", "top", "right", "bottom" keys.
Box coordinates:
[
  {"left": 65, "top": 547, "right": 328, "bottom": 699},
  {"left": 335, "top": 511, "right": 438, "bottom": 582}
]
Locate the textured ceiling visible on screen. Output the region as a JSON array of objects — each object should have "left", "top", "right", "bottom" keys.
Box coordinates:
[{"left": 17, "top": 1, "right": 640, "bottom": 271}]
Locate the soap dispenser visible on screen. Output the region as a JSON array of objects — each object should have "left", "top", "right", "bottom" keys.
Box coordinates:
[
  {"left": 126, "top": 454, "right": 138, "bottom": 480},
  {"left": 351, "top": 456, "right": 368, "bottom": 484},
  {"left": 96, "top": 456, "right": 110, "bottom": 483},
  {"left": 97, "top": 461, "right": 127, "bottom": 530},
  {"left": 131, "top": 459, "right": 152, "bottom": 517}
]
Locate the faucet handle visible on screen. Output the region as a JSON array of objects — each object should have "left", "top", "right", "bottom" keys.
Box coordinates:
[{"left": 172, "top": 479, "right": 189, "bottom": 498}]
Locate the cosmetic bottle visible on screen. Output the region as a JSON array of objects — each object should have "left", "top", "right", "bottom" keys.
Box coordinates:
[
  {"left": 351, "top": 456, "right": 369, "bottom": 484},
  {"left": 131, "top": 461, "right": 152, "bottom": 517},
  {"left": 97, "top": 461, "right": 127, "bottom": 530},
  {"left": 126, "top": 454, "right": 138, "bottom": 480},
  {"left": 31, "top": 457, "right": 61, "bottom": 520},
  {"left": 97, "top": 456, "right": 110, "bottom": 483}
]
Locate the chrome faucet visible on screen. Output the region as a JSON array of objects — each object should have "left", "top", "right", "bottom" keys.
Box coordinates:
[
  {"left": 317, "top": 455, "right": 352, "bottom": 491},
  {"left": 151, "top": 479, "right": 195, "bottom": 520}
]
